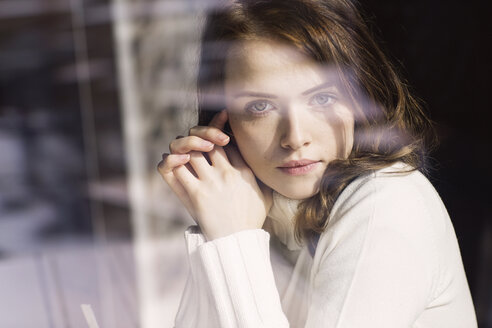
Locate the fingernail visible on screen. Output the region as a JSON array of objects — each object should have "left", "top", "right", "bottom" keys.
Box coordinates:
[
  {"left": 218, "top": 134, "right": 230, "bottom": 142},
  {"left": 177, "top": 154, "right": 190, "bottom": 160},
  {"left": 202, "top": 141, "right": 214, "bottom": 148}
]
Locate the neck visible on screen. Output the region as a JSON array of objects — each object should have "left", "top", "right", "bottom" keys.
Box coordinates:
[{"left": 266, "top": 190, "right": 305, "bottom": 251}]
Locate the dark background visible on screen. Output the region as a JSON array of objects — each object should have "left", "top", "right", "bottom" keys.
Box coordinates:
[{"left": 364, "top": 0, "right": 491, "bottom": 325}]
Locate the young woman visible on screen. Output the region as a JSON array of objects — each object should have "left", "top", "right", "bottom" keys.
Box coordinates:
[{"left": 157, "top": 0, "right": 478, "bottom": 326}]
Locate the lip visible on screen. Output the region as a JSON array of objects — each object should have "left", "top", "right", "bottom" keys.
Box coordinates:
[{"left": 277, "top": 159, "right": 320, "bottom": 176}]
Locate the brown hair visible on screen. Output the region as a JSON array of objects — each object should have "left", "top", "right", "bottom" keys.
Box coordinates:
[{"left": 197, "top": 0, "right": 438, "bottom": 246}]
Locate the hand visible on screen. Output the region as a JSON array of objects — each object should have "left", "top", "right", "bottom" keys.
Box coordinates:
[
  {"left": 157, "top": 110, "right": 231, "bottom": 221},
  {"left": 169, "top": 110, "right": 232, "bottom": 156},
  {"left": 157, "top": 110, "right": 273, "bottom": 241}
]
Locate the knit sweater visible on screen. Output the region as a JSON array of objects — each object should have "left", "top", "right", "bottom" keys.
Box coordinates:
[{"left": 173, "top": 162, "right": 478, "bottom": 327}]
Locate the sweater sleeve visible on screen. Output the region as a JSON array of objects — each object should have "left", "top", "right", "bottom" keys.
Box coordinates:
[
  {"left": 305, "top": 174, "right": 440, "bottom": 327},
  {"left": 174, "top": 172, "right": 470, "bottom": 328},
  {"left": 174, "top": 225, "right": 289, "bottom": 328}
]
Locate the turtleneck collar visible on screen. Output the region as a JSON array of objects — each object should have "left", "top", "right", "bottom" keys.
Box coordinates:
[{"left": 266, "top": 190, "right": 305, "bottom": 251}]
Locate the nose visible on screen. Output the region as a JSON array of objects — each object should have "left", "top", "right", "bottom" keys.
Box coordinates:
[{"left": 279, "top": 106, "right": 312, "bottom": 150}]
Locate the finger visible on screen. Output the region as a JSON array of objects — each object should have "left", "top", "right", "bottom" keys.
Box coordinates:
[
  {"left": 169, "top": 135, "right": 215, "bottom": 154},
  {"left": 160, "top": 172, "right": 195, "bottom": 219},
  {"left": 157, "top": 154, "right": 195, "bottom": 217},
  {"left": 184, "top": 162, "right": 198, "bottom": 178},
  {"left": 188, "top": 151, "right": 212, "bottom": 179},
  {"left": 158, "top": 152, "right": 199, "bottom": 179},
  {"left": 173, "top": 163, "right": 199, "bottom": 193},
  {"left": 188, "top": 125, "right": 230, "bottom": 146},
  {"left": 157, "top": 153, "right": 190, "bottom": 174},
  {"left": 207, "top": 145, "right": 230, "bottom": 167}
]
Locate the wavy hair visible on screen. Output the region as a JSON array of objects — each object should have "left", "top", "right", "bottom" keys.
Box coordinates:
[{"left": 196, "top": 0, "right": 438, "bottom": 246}]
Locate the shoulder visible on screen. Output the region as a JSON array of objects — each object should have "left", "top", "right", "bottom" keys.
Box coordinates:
[
  {"left": 322, "top": 161, "right": 448, "bottom": 254},
  {"left": 309, "top": 163, "right": 455, "bottom": 321},
  {"left": 332, "top": 161, "right": 445, "bottom": 222}
]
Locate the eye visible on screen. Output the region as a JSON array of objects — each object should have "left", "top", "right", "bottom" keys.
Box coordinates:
[
  {"left": 245, "top": 100, "right": 275, "bottom": 114},
  {"left": 310, "top": 93, "right": 336, "bottom": 107}
]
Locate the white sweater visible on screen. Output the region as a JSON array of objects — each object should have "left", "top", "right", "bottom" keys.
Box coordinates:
[{"left": 173, "top": 162, "right": 478, "bottom": 327}]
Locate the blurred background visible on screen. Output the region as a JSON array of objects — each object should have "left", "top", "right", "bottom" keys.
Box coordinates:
[{"left": 0, "top": 0, "right": 490, "bottom": 327}]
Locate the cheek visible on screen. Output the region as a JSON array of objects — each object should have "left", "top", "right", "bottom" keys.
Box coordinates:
[
  {"left": 228, "top": 114, "right": 273, "bottom": 165},
  {"left": 228, "top": 112, "right": 250, "bottom": 144},
  {"left": 228, "top": 111, "right": 272, "bottom": 141}
]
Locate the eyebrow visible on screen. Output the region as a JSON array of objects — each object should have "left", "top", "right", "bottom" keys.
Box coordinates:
[
  {"left": 301, "top": 81, "right": 336, "bottom": 95},
  {"left": 232, "top": 81, "right": 336, "bottom": 99},
  {"left": 233, "top": 92, "right": 278, "bottom": 99}
]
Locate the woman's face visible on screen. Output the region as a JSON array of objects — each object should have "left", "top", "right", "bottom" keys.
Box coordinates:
[{"left": 224, "top": 40, "right": 355, "bottom": 199}]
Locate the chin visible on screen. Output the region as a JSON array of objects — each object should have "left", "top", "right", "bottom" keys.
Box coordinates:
[{"left": 275, "top": 185, "right": 319, "bottom": 200}]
